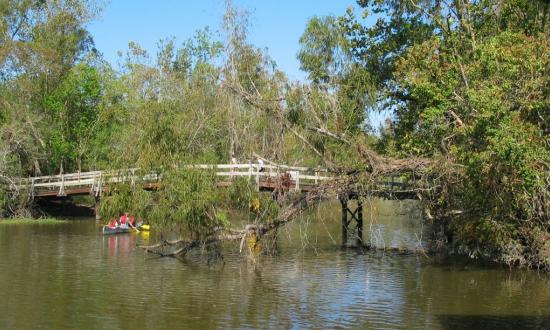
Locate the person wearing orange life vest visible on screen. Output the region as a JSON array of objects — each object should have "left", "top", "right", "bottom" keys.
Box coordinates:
[
  {"left": 107, "top": 219, "right": 117, "bottom": 229},
  {"left": 119, "top": 213, "right": 129, "bottom": 229}
]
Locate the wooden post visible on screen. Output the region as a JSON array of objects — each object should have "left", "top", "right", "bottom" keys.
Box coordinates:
[
  {"left": 131, "top": 168, "right": 136, "bottom": 188},
  {"left": 90, "top": 175, "right": 96, "bottom": 196},
  {"left": 58, "top": 174, "right": 65, "bottom": 196},
  {"left": 30, "top": 178, "right": 35, "bottom": 200},
  {"left": 357, "top": 198, "right": 363, "bottom": 246},
  {"left": 97, "top": 173, "right": 102, "bottom": 197},
  {"left": 340, "top": 196, "right": 349, "bottom": 247},
  {"left": 255, "top": 165, "right": 260, "bottom": 192},
  {"left": 341, "top": 193, "right": 363, "bottom": 248},
  {"left": 295, "top": 171, "right": 300, "bottom": 192},
  {"left": 95, "top": 196, "right": 101, "bottom": 221}
]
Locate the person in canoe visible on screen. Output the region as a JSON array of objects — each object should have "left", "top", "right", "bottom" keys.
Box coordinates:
[
  {"left": 103, "top": 212, "right": 150, "bottom": 234},
  {"left": 107, "top": 218, "right": 117, "bottom": 229},
  {"left": 119, "top": 213, "right": 129, "bottom": 229},
  {"left": 128, "top": 214, "right": 141, "bottom": 231}
]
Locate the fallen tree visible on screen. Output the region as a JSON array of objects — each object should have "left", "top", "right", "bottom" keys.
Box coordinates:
[
  {"left": 140, "top": 183, "right": 331, "bottom": 257},
  {"left": 139, "top": 156, "right": 435, "bottom": 258}
]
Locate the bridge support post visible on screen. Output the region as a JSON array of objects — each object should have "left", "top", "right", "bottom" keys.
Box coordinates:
[
  {"left": 356, "top": 198, "right": 363, "bottom": 246},
  {"left": 94, "top": 196, "right": 101, "bottom": 221},
  {"left": 340, "top": 197, "right": 349, "bottom": 247},
  {"left": 340, "top": 192, "right": 363, "bottom": 247}
]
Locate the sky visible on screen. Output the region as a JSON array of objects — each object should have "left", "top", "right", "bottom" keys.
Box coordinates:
[
  {"left": 88, "top": 0, "right": 362, "bottom": 81},
  {"left": 87, "top": 0, "right": 388, "bottom": 128}
]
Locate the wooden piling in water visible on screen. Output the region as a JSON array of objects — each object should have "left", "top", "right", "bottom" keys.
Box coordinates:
[
  {"left": 356, "top": 198, "right": 363, "bottom": 246},
  {"left": 340, "top": 197, "right": 349, "bottom": 247},
  {"left": 340, "top": 192, "right": 364, "bottom": 247},
  {"left": 94, "top": 196, "right": 101, "bottom": 221}
]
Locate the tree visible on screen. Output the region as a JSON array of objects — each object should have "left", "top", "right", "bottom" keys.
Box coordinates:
[
  {"left": 0, "top": 0, "right": 100, "bottom": 215},
  {"left": 335, "top": 0, "right": 550, "bottom": 268},
  {"left": 43, "top": 62, "right": 102, "bottom": 172},
  {"left": 298, "top": 15, "right": 375, "bottom": 133}
]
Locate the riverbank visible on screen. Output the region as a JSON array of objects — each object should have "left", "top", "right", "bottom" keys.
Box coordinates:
[{"left": 0, "top": 218, "right": 68, "bottom": 225}]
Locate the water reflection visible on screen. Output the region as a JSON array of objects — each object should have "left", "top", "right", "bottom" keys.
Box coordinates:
[{"left": 104, "top": 233, "right": 137, "bottom": 257}]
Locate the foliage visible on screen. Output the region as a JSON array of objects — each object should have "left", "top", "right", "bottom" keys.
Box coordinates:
[
  {"left": 0, "top": 187, "right": 8, "bottom": 216},
  {"left": 152, "top": 169, "right": 227, "bottom": 238},
  {"left": 337, "top": 0, "right": 550, "bottom": 269},
  {"left": 222, "top": 177, "right": 280, "bottom": 223},
  {"left": 298, "top": 16, "right": 375, "bottom": 133},
  {"left": 98, "top": 182, "right": 152, "bottom": 221},
  {"left": 226, "top": 177, "right": 257, "bottom": 210},
  {"left": 43, "top": 63, "right": 102, "bottom": 172}
]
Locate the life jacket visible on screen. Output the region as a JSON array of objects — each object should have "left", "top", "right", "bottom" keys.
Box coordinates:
[
  {"left": 108, "top": 219, "right": 117, "bottom": 228},
  {"left": 120, "top": 214, "right": 127, "bottom": 225},
  {"left": 129, "top": 217, "right": 135, "bottom": 226}
]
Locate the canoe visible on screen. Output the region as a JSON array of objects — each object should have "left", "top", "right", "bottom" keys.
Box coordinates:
[
  {"left": 102, "top": 224, "right": 151, "bottom": 235},
  {"left": 102, "top": 226, "right": 132, "bottom": 235}
]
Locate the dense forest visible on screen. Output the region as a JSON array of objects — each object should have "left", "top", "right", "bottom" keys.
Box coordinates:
[{"left": 0, "top": 0, "right": 548, "bottom": 270}]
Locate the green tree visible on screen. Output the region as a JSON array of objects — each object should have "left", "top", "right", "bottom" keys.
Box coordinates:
[
  {"left": 336, "top": 0, "right": 550, "bottom": 268},
  {"left": 0, "top": 0, "right": 100, "bottom": 215},
  {"left": 43, "top": 63, "right": 102, "bottom": 172},
  {"left": 298, "top": 15, "right": 375, "bottom": 133}
]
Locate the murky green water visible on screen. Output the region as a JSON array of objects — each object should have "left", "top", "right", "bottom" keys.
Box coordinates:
[{"left": 1, "top": 200, "right": 549, "bottom": 329}]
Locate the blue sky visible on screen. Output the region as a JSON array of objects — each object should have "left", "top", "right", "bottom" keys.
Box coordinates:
[{"left": 88, "top": 0, "right": 362, "bottom": 81}]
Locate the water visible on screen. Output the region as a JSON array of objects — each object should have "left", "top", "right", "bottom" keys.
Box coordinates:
[{"left": 0, "top": 200, "right": 549, "bottom": 329}]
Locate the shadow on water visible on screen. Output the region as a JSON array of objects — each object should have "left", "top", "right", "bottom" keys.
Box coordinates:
[{"left": 436, "top": 314, "right": 550, "bottom": 330}]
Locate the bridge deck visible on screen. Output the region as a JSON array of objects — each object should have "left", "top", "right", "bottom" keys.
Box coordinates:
[
  {"left": 22, "top": 164, "right": 330, "bottom": 198},
  {"left": 17, "top": 163, "right": 416, "bottom": 200}
]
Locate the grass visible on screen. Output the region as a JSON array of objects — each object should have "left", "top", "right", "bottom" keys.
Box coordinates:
[{"left": 0, "top": 217, "right": 69, "bottom": 225}]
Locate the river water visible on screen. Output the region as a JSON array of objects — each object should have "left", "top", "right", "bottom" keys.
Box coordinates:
[{"left": 0, "top": 200, "right": 549, "bottom": 329}]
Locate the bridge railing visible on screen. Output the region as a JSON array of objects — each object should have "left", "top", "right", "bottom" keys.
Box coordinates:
[
  {"left": 21, "top": 163, "right": 335, "bottom": 197},
  {"left": 209, "top": 163, "right": 333, "bottom": 192},
  {"left": 20, "top": 164, "right": 419, "bottom": 198}
]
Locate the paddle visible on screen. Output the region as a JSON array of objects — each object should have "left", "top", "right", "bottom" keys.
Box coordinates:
[{"left": 128, "top": 220, "right": 140, "bottom": 233}]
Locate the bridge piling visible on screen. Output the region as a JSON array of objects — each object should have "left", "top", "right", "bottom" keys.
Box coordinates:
[
  {"left": 94, "top": 196, "right": 101, "bottom": 221},
  {"left": 356, "top": 198, "right": 363, "bottom": 246},
  {"left": 340, "top": 197, "right": 349, "bottom": 247},
  {"left": 340, "top": 193, "right": 363, "bottom": 247}
]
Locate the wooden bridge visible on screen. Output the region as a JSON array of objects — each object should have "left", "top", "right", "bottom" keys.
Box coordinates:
[
  {"left": 21, "top": 163, "right": 414, "bottom": 199},
  {"left": 22, "top": 163, "right": 335, "bottom": 198},
  {"left": 17, "top": 163, "right": 416, "bottom": 246}
]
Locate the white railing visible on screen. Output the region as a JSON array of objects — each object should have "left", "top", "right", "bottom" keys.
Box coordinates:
[{"left": 21, "top": 163, "right": 334, "bottom": 197}]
